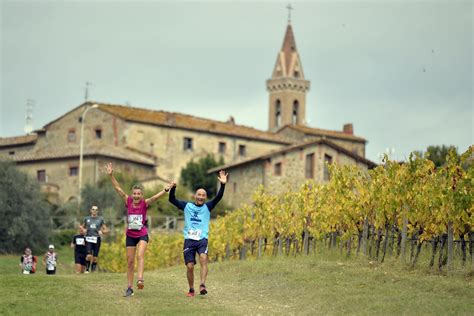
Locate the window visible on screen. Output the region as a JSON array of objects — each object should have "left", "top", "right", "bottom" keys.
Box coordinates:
[
  {"left": 233, "top": 182, "right": 237, "bottom": 193},
  {"left": 218, "top": 142, "right": 226, "bottom": 154},
  {"left": 274, "top": 162, "right": 282, "bottom": 176},
  {"left": 95, "top": 128, "right": 102, "bottom": 139},
  {"left": 292, "top": 101, "right": 299, "bottom": 124},
  {"left": 183, "top": 137, "right": 193, "bottom": 151},
  {"left": 68, "top": 129, "right": 76, "bottom": 142},
  {"left": 305, "top": 153, "right": 314, "bottom": 179},
  {"left": 37, "top": 170, "right": 46, "bottom": 182},
  {"left": 294, "top": 70, "right": 300, "bottom": 78},
  {"left": 275, "top": 100, "right": 281, "bottom": 127},
  {"left": 8, "top": 151, "right": 15, "bottom": 155},
  {"left": 238, "top": 144, "right": 246, "bottom": 156},
  {"left": 69, "top": 166, "right": 78, "bottom": 176},
  {"left": 324, "top": 154, "right": 333, "bottom": 181}
]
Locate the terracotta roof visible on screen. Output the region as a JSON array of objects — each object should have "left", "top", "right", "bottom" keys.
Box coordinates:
[
  {"left": 0, "top": 134, "right": 38, "bottom": 147},
  {"left": 6, "top": 144, "right": 155, "bottom": 166},
  {"left": 209, "top": 139, "right": 377, "bottom": 172},
  {"left": 95, "top": 102, "right": 291, "bottom": 144},
  {"left": 278, "top": 124, "right": 367, "bottom": 143}
]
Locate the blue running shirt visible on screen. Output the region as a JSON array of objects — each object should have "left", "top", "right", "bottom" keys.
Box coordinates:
[{"left": 169, "top": 185, "right": 225, "bottom": 240}]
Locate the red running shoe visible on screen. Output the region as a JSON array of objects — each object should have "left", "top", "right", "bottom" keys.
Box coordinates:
[
  {"left": 186, "top": 290, "right": 195, "bottom": 297},
  {"left": 137, "top": 279, "right": 144, "bottom": 290}
]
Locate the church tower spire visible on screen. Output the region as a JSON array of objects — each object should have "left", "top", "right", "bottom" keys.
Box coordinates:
[{"left": 267, "top": 16, "right": 310, "bottom": 131}]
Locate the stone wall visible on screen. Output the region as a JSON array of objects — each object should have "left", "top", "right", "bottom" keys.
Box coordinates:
[
  {"left": 221, "top": 142, "right": 370, "bottom": 208},
  {"left": 125, "top": 122, "right": 285, "bottom": 181}
]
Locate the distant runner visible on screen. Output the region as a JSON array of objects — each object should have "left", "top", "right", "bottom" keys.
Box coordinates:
[
  {"left": 80, "top": 205, "right": 109, "bottom": 273},
  {"left": 43, "top": 244, "right": 57, "bottom": 275},
  {"left": 71, "top": 226, "right": 88, "bottom": 273},
  {"left": 19, "top": 247, "right": 37, "bottom": 274}
]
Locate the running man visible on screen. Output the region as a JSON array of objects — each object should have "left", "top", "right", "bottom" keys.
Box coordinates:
[
  {"left": 106, "top": 162, "right": 171, "bottom": 297},
  {"left": 71, "top": 226, "right": 88, "bottom": 274},
  {"left": 80, "top": 205, "right": 109, "bottom": 273},
  {"left": 168, "top": 170, "right": 227, "bottom": 297}
]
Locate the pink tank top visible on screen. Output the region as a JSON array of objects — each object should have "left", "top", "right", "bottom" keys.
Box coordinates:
[{"left": 126, "top": 196, "right": 148, "bottom": 238}]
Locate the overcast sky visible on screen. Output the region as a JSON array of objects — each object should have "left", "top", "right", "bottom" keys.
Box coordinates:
[{"left": 1, "top": 0, "right": 472, "bottom": 162}]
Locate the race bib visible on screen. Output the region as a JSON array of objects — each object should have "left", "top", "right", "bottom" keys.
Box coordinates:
[
  {"left": 187, "top": 229, "right": 202, "bottom": 241},
  {"left": 76, "top": 238, "right": 85, "bottom": 246},
  {"left": 47, "top": 264, "right": 55, "bottom": 271},
  {"left": 128, "top": 215, "right": 143, "bottom": 230},
  {"left": 90, "top": 224, "right": 97, "bottom": 229},
  {"left": 86, "top": 236, "right": 98, "bottom": 243}
]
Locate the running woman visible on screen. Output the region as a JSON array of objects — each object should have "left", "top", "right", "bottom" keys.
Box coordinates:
[
  {"left": 80, "top": 205, "right": 109, "bottom": 273},
  {"left": 43, "top": 245, "right": 57, "bottom": 275},
  {"left": 106, "top": 162, "right": 171, "bottom": 297},
  {"left": 71, "top": 226, "right": 88, "bottom": 273},
  {"left": 19, "top": 247, "right": 37, "bottom": 274},
  {"left": 168, "top": 170, "right": 227, "bottom": 297}
]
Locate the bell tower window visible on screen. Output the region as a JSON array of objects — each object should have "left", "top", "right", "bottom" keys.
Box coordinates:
[
  {"left": 275, "top": 100, "right": 281, "bottom": 127},
  {"left": 292, "top": 100, "right": 299, "bottom": 124}
]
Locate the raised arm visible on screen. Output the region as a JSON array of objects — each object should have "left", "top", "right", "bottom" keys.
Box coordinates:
[
  {"left": 168, "top": 182, "right": 187, "bottom": 210},
  {"left": 145, "top": 183, "right": 172, "bottom": 206},
  {"left": 105, "top": 162, "right": 128, "bottom": 204},
  {"left": 206, "top": 170, "right": 228, "bottom": 211}
]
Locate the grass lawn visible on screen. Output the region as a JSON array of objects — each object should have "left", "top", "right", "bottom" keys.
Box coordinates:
[{"left": 1, "top": 248, "right": 472, "bottom": 315}]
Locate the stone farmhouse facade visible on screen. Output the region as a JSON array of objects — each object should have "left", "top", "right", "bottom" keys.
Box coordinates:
[
  {"left": 209, "top": 139, "right": 376, "bottom": 208},
  {"left": 0, "top": 22, "right": 375, "bottom": 205}
]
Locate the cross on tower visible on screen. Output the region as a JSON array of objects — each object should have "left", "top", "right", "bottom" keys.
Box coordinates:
[{"left": 286, "top": 3, "right": 293, "bottom": 24}]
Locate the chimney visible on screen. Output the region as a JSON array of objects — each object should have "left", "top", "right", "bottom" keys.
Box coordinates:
[
  {"left": 227, "top": 116, "right": 235, "bottom": 125},
  {"left": 343, "top": 123, "right": 353, "bottom": 135}
]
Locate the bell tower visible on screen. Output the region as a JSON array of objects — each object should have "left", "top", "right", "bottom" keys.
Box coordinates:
[{"left": 267, "top": 20, "right": 310, "bottom": 132}]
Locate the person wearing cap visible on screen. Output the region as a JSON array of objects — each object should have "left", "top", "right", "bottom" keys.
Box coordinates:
[
  {"left": 19, "top": 247, "right": 37, "bottom": 274},
  {"left": 80, "top": 205, "right": 109, "bottom": 273},
  {"left": 43, "top": 245, "right": 57, "bottom": 275},
  {"left": 106, "top": 162, "right": 172, "bottom": 297}
]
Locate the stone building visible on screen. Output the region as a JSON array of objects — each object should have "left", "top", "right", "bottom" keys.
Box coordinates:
[
  {"left": 209, "top": 139, "right": 376, "bottom": 208},
  {"left": 0, "top": 21, "right": 375, "bottom": 205}
]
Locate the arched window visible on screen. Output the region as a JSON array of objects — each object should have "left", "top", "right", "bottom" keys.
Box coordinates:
[
  {"left": 292, "top": 100, "right": 299, "bottom": 124},
  {"left": 275, "top": 100, "right": 281, "bottom": 127}
]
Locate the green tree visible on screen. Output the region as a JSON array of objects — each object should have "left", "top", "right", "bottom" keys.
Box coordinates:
[
  {"left": 0, "top": 160, "right": 52, "bottom": 254},
  {"left": 180, "top": 154, "right": 224, "bottom": 197},
  {"left": 415, "top": 145, "right": 458, "bottom": 168}
]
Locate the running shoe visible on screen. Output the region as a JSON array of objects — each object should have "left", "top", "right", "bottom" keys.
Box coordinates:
[
  {"left": 137, "top": 279, "right": 144, "bottom": 290},
  {"left": 124, "top": 287, "right": 134, "bottom": 297},
  {"left": 186, "top": 289, "right": 195, "bottom": 297},
  {"left": 199, "top": 284, "right": 207, "bottom": 295}
]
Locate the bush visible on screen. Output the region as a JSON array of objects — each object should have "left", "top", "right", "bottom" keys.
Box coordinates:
[{"left": 50, "top": 229, "right": 76, "bottom": 247}]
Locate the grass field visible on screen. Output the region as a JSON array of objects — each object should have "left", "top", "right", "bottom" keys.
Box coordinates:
[{"left": 1, "top": 247, "right": 473, "bottom": 315}]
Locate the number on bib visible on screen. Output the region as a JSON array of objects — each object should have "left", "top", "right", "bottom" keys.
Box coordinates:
[
  {"left": 187, "top": 229, "right": 202, "bottom": 241},
  {"left": 86, "top": 236, "right": 98, "bottom": 243},
  {"left": 128, "top": 215, "right": 143, "bottom": 230}
]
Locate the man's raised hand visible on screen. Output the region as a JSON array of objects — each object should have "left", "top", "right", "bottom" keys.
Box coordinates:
[{"left": 217, "top": 170, "right": 228, "bottom": 184}]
